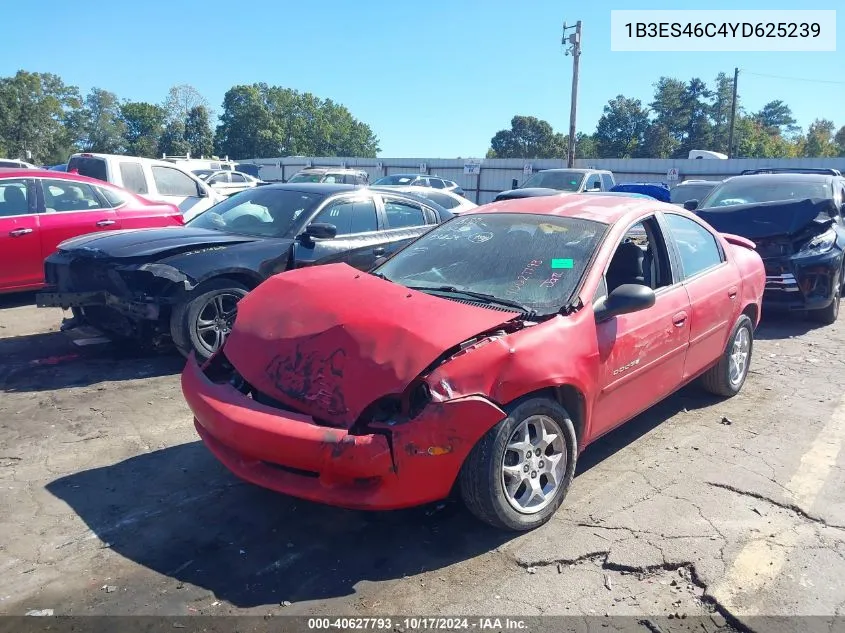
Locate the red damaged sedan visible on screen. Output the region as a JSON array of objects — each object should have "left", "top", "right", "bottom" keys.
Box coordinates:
[
  {"left": 182, "top": 194, "right": 765, "bottom": 531},
  {"left": 0, "top": 169, "right": 182, "bottom": 294}
]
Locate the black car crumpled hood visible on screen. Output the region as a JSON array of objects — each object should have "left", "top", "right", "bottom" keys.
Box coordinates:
[
  {"left": 698, "top": 198, "right": 836, "bottom": 240},
  {"left": 57, "top": 227, "right": 262, "bottom": 260},
  {"left": 495, "top": 188, "right": 573, "bottom": 201}
]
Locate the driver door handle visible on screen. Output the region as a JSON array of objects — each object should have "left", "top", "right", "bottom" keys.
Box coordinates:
[
  {"left": 373, "top": 247, "right": 386, "bottom": 256},
  {"left": 728, "top": 286, "right": 738, "bottom": 299},
  {"left": 672, "top": 311, "right": 688, "bottom": 327},
  {"left": 9, "top": 228, "right": 33, "bottom": 237},
  {"left": 96, "top": 219, "right": 116, "bottom": 227}
]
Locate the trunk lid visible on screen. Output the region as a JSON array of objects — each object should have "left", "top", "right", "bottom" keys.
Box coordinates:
[{"left": 224, "top": 263, "right": 519, "bottom": 428}]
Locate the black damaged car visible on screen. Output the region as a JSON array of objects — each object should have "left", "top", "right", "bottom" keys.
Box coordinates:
[
  {"left": 687, "top": 169, "right": 845, "bottom": 324},
  {"left": 37, "top": 183, "right": 453, "bottom": 359}
]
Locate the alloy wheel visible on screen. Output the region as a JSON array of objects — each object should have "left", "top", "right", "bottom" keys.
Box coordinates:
[
  {"left": 728, "top": 326, "right": 751, "bottom": 387},
  {"left": 500, "top": 415, "right": 567, "bottom": 514},
  {"left": 194, "top": 292, "right": 240, "bottom": 354}
]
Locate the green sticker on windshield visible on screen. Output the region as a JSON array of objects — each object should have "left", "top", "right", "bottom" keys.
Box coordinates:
[{"left": 551, "top": 258, "right": 574, "bottom": 269}]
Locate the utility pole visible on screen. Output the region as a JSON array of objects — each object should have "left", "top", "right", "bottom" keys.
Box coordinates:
[
  {"left": 727, "top": 67, "right": 739, "bottom": 158},
  {"left": 563, "top": 20, "right": 582, "bottom": 168}
]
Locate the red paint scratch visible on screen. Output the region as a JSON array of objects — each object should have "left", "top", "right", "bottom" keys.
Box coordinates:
[{"left": 30, "top": 354, "right": 79, "bottom": 366}]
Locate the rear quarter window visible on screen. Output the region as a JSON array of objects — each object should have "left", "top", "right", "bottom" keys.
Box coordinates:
[
  {"left": 68, "top": 157, "right": 108, "bottom": 182},
  {"left": 119, "top": 161, "right": 148, "bottom": 194},
  {"left": 152, "top": 166, "right": 200, "bottom": 197}
]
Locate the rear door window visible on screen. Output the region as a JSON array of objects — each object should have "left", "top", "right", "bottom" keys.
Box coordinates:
[
  {"left": 42, "top": 179, "right": 103, "bottom": 212},
  {"left": 119, "top": 161, "right": 148, "bottom": 194},
  {"left": 429, "top": 178, "right": 446, "bottom": 189},
  {"left": 231, "top": 173, "right": 246, "bottom": 183},
  {"left": 600, "top": 174, "right": 614, "bottom": 190},
  {"left": 97, "top": 186, "right": 130, "bottom": 208},
  {"left": 0, "top": 179, "right": 32, "bottom": 216},
  {"left": 384, "top": 199, "right": 427, "bottom": 229},
  {"left": 350, "top": 199, "right": 378, "bottom": 232},
  {"left": 152, "top": 166, "right": 199, "bottom": 197},
  {"left": 68, "top": 157, "right": 108, "bottom": 182}
]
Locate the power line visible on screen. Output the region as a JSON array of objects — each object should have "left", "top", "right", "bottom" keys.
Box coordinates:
[{"left": 741, "top": 71, "right": 845, "bottom": 86}]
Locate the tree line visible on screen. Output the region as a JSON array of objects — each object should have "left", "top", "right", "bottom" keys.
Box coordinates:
[
  {"left": 0, "top": 71, "right": 380, "bottom": 165},
  {"left": 487, "top": 72, "right": 845, "bottom": 160}
]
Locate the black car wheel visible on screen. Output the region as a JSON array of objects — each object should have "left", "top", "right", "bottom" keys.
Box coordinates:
[
  {"left": 700, "top": 314, "right": 754, "bottom": 397},
  {"left": 459, "top": 397, "right": 577, "bottom": 531},
  {"left": 170, "top": 278, "right": 249, "bottom": 361},
  {"left": 810, "top": 282, "right": 840, "bottom": 325}
]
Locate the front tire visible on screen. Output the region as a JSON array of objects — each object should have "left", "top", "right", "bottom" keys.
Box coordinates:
[
  {"left": 809, "top": 280, "right": 840, "bottom": 325},
  {"left": 700, "top": 314, "right": 754, "bottom": 397},
  {"left": 459, "top": 397, "right": 577, "bottom": 531},
  {"left": 170, "top": 278, "right": 249, "bottom": 361}
]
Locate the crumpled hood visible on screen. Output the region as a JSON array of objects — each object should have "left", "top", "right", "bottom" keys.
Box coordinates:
[
  {"left": 224, "top": 263, "right": 519, "bottom": 427},
  {"left": 57, "top": 227, "right": 262, "bottom": 259},
  {"left": 495, "top": 188, "right": 572, "bottom": 201},
  {"left": 697, "top": 198, "right": 835, "bottom": 240}
]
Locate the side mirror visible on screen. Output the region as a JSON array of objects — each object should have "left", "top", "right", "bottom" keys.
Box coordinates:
[
  {"left": 511, "top": 178, "right": 519, "bottom": 189},
  {"left": 594, "top": 284, "right": 656, "bottom": 322},
  {"left": 683, "top": 199, "right": 699, "bottom": 211},
  {"left": 197, "top": 184, "right": 208, "bottom": 198},
  {"left": 590, "top": 185, "right": 602, "bottom": 192},
  {"left": 303, "top": 222, "right": 337, "bottom": 240}
]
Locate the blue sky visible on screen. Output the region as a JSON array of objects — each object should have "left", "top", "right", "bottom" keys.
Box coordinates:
[{"left": 3, "top": 0, "right": 842, "bottom": 157}]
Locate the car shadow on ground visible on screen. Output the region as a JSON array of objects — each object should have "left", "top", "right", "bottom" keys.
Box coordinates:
[
  {"left": 47, "top": 383, "right": 714, "bottom": 609},
  {"left": 0, "top": 332, "right": 184, "bottom": 393},
  {"left": 754, "top": 312, "right": 831, "bottom": 340},
  {"left": 0, "top": 290, "right": 38, "bottom": 310}
]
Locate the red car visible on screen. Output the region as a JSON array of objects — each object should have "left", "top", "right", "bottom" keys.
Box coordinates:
[
  {"left": 182, "top": 195, "right": 765, "bottom": 531},
  {"left": 0, "top": 169, "right": 183, "bottom": 294}
]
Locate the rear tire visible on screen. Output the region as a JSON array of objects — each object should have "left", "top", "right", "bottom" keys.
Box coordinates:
[
  {"left": 459, "top": 397, "right": 577, "bottom": 531},
  {"left": 700, "top": 314, "right": 754, "bottom": 397},
  {"left": 170, "top": 278, "right": 249, "bottom": 361}
]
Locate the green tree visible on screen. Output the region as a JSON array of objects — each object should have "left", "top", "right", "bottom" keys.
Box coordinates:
[
  {"left": 593, "top": 95, "right": 650, "bottom": 158},
  {"left": 834, "top": 125, "right": 845, "bottom": 156},
  {"left": 650, "top": 76, "right": 713, "bottom": 157},
  {"left": 0, "top": 70, "right": 82, "bottom": 164},
  {"left": 804, "top": 119, "right": 838, "bottom": 157},
  {"left": 710, "top": 72, "right": 735, "bottom": 154},
  {"left": 184, "top": 105, "right": 214, "bottom": 157},
  {"left": 488, "top": 115, "right": 567, "bottom": 159},
  {"left": 158, "top": 121, "right": 191, "bottom": 156},
  {"left": 164, "top": 84, "right": 208, "bottom": 124},
  {"left": 215, "top": 83, "right": 379, "bottom": 159},
  {"left": 80, "top": 88, "right": 125, "bottom": 153},
  {"left": 120, "top": 101, "right": 166, "bottom": 158},
  {"left": 640, "top": 123, "right": 677, "bottom": 158},
  {"left": 574, "top": 132, "right": 598, "bottom": 159},
  {"left": 753, "top": 100, "right": 798, "bottom": 136}
]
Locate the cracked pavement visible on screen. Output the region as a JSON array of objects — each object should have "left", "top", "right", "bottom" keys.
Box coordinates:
[{"left": 1, "top": 293, "right": 844, "bottom": 629}]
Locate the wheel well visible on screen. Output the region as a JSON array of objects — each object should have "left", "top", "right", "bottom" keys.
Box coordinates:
[
  {"left": 742, "top": 303, "right": 759, "bottom": 328},
  {"left": 199, "top": 273, "right": 262, "bottom": 291},
  {"left": 504, "top": 385, "right": 587, "bottom": 446}
]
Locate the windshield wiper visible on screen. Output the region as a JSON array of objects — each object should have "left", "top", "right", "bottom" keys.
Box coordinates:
[
  {"left": 404, "top": 285, "right": 535, "bottom": 316},
  {"left": 371, "top": 271, "right": 391, "bottom": 281}
]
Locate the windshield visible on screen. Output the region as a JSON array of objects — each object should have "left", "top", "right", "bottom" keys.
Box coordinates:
[
  {"left": 521, "top": 171, "right": 585, "bottom": 191},
  {"left": 187, "top": 188, "right": 324, "bottom": 237},
  {"left": 374, "top": 213, "right": 607, "bottom": 314},
  {"left": 288, "top": 172, "right": 324, "bottom": 183},
  {"left": 699, "top": 178, "right": 831, "bottom": 208},
  {"left": 374, "top": 175, "right": 416, "bottom": 185},
  {"left": 670, "top": 183, "right": 716, "bottom": 204}
]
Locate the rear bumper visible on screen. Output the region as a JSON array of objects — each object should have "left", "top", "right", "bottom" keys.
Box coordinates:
[
  {"left": 182, "top": 355, "right": 507, "bottom": 510},
  {"left": 36, "top": 289, "right": 160, "bottom": 320}
]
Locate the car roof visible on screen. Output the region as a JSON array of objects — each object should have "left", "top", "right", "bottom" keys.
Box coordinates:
[
  {"left": 295, "top": 167, "right": 365, "bottom": 174},
  {"left": 371, "top": 185, "right": 462, "bottom": 197},
  {"left": 676, "top": 179, "right": 718, "bottom": 185},
  {"left": 723, "top": 173, "right": 835, "bottom": 184},
  {"left": 537, "top": 168, "right": 611, "bottom": 174},
  {"left": 469, "top": 193, "right": 676, "bottom": 224},
  {"left": 263, "top": 182, "right": 359, "bottom": 194},
  {"left": 0, "top": 168, "right": 122, "bottom": 186}
]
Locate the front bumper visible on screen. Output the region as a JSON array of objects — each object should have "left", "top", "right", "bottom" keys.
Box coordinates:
[
  {"left": 36, "top": 289, "right": 160, "bottom": 320},
  {"left": 182, "top": 355, "right": 507, "bottom": 510},
  {"left": 762, "top": 251, "right": 841, "bottom": 312}
]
